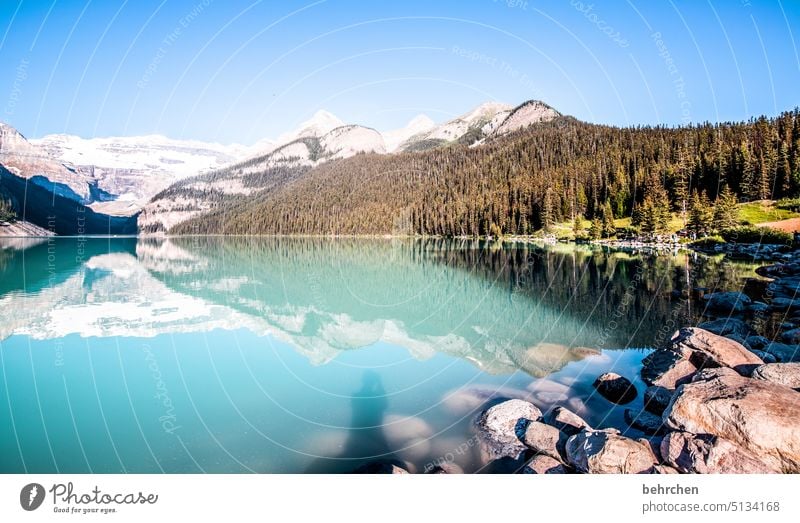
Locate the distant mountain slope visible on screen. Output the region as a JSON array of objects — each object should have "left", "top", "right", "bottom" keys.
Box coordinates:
[
  {"left": 32, "top": 133, "right": 246, "bottom": 207},
  {"left": 0, "top": 123, "right": 137, "bottom": 235}
]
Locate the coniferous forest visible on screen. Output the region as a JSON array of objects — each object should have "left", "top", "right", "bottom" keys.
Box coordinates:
[{"left": 171, "top": 111, "right": 800, "bottom": 237}]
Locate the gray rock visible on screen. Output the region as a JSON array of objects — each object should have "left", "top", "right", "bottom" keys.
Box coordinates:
[
  {"left": 543, "top": 406, "right": 591, "bottom": 436},
  {"left": 698, "top": 317, "right": 753, "bottom": 337},
  {"left": 745, "top": 335, "right": 770, "bottom": 351},
  {"left": 702, "top": 291, "right": 751, "bottom": 313},
  {"left": 643, "top": 386, "right": 673, "bottom": 416},
  {"left": 522, "top": 455, "right": 568, "bottom": 474},
  {"left": 593, "top": 372, "right": 637, "bottom": 404},
  {"left": 565, "top": 429, "right": 656, "bottom": 474},
  {"left": 764, "top": 342, "right": 800, "bottom": 362},
  {"left": 750, "top": 350, "right": 778, "bottom": 364},
  {"left": 781, "top": 328, "right": 800, "bottom": 344},
  {"left": 624, "top": 409, "right": 666, "bottom": 435},
  {"left": 521, "top": 421, "right": 567, "bottom": 462},
  {"left": 475, "top": 399, "right": 542, "bottom": 461},
  {"left": 748, "top": 301, "right": 770, "bottom": 313},
  {"left": 660, "top": 432, "right": 776, "bottom": 473},
  {"left": 751, "top": 363, "right": 800, "bottom": 390},
  {"left": 770, "top": 297, "right": 800, "bottom": 311}
]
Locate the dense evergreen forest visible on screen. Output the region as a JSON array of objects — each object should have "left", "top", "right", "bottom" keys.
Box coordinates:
[{"left": 171, "top": 110, "right": 800, "bottom": 237}]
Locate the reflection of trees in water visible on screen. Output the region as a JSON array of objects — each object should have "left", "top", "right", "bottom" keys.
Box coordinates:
[{"left": 155, "top": 236, "right": 763, "bottom": 354}]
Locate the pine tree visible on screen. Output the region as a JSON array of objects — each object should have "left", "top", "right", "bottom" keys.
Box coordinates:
[
  {"left": 588, "top": 218, "right": 602, "bottom": 240},
  {"left": 713, "top": 185, "right": 739, "bottom": 231},
  {"left": 601, "top": 200, "right": 616, "bottom": 238},
  {"left": 0, "top": 199, "right": 15, "bottom": 223},
  {"left": 687, "top": 191, "right": 713, "bottom": 237},
  {"left": 572, "top": 214, "right": 583, "bottom": 238}
]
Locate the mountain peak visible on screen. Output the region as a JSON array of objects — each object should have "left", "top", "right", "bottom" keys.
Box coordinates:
[{"left": 277, "top": 109, "right": 344, "bottom": 144}]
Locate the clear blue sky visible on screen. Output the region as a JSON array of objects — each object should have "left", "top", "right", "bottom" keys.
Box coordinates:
[{"left": 1, "top": 0, "right": 799, "bottom": 145}]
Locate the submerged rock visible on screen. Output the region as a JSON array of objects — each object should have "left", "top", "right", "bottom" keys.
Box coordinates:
[
  {"left": 565, "top": 429, "right": 656, "bottom": 474},
  {"left": 424, "top": 462, "right": 464, "bottom": 474},
  {"left": 543, "top": 406, "right": 591, "bottom": 436},
  {"left": 624, "top": 409, "right": 665, "bottom": 435},
  {"left": 660, "top": 432, "right": 776, "bottom": 474},
  {"left": 763, "top": 341, "right": 800, "bottom": 362},
  {"left": 592, "top": 372, "right": 637, "bottom": 404},
  {"left": 750, "top": 363, "right": 800, "bottom": 390},
  {"left": 643, "top": 386, "right": 673, "bottom": 416},
  {"left": 475, "top": 399, "right": 541, "bottom": 461},
  {"left": 664, "top": 372, "right": 800, "bottom": 472},
  {"left": 702, "top": 291, "right": 751, "bottom": 313},
  {"left": 522, "top": 455, "right": 568, "bottom": 474},
  {"left": 698, "top": 317, "right": 753, "bottom": 338}
]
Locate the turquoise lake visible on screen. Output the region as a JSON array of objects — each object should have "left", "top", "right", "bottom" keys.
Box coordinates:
[{"left": 0, "top": 237, "right": 762, "bottom": 473}]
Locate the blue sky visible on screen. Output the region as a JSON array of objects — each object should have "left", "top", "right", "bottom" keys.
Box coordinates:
[{"left": 1, "top": 0, "right": 799, "bottom": 145}]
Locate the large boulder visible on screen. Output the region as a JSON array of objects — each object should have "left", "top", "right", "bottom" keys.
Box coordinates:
[
  {"left": 522, "top": 455, "right": 568, "bottom": 474},
  {"left": 475, "top": 399, "right": 541, "bottom": 461},
  {"left": 565, "top": 429, "right": 656, "bottom": 474},
  {"left": 781, "top": 328, "right": 800, "bottom": 344},
  {"left": 521, "top": 421, "right": 567, "bottom": 462},
  {"left": 593, "top": 372, "right": 637, "bottom": 404},
  {"left": 660, "top": 432, "right": 776, "bottom": 473},
  {"left": 702, "top": 291, "right": 751, "bottom": 313},
  {"left": 669, "top": 327, "right": 763, "bottom": 374},
  {"left": 664, "top": 373, "right": 800, "bottom": 471},
  {"left": 750, "top": 363, "right": 800, "bottom": 390},
  {"left": 543, "top": 406, "right": 591, "bottom": 436}
]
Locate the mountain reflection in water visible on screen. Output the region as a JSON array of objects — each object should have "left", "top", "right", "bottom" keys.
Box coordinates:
[{"left": 0, "top": 237, "right": 762, "bottom": 473}]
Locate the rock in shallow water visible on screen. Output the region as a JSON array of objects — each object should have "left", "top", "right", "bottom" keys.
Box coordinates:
[
  {"left": 664, "top": 373, "right": 800, "bottom": 472},
  {"left": 750, "top": 363, "right": 800, "bottom": 390},
  {"left": 702, "top": 291, "right": 751, "bottom": 312},
  {"left": 592, "top": 372, "right": 637, "bottom": 404},
  {"left": 641, "top": 350, "right": 697, "bottom": 389},
  {"left": 698, "top": 317, "right": 753, "bottom": 338},
  {"left": 565, "top": 429, "right": 656, "bottom": 474},
  {"left": 624, "top": 409, "right": 665, "bottom": 435},
  {"left": 543, "top": 406, "right": 591, "bottom": 436},
  {"left": 521, "top": 421, "right": 567, "bottom": 462},
  {"left": 643, "top": 386, "right": 673, "bottom": 416},
  {"left": 660, "top": 432, "right": 776, "bottom": 474},
  {"left": 475, "top": 399, "right": 541, "bottom": 461},
  {"left": 522, "top": 454, "right": 568, "bottom": 474}
]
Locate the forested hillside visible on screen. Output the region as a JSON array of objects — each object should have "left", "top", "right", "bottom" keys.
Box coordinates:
[{"left": 170, "top": 111, "right": 800, "bottom": 237}]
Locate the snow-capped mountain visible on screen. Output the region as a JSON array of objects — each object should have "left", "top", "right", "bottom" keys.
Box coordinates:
[
  {"left": 32, "top": 133, "right": 247, "bottom": 206},
  {"left": 0, "top": 123, "right": 138, "bottom": 234},
  {"left": 396, "top": 101, "right": 514, "bottom": 151},
  {"left": 382, "top": 114, "right": 436, "bottom": 152},
  {"left": 493, "top": 100, "right": 561, "bottom": 136}
]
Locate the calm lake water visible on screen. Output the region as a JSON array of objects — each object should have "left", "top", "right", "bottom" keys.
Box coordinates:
[{"left": 0, "top": 237, "right": 763, "bottom": 473}]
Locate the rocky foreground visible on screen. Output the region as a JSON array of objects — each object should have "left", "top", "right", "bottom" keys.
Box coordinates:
[{"left": 362, "top": 247, "right": 800, "bottom": 474}]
